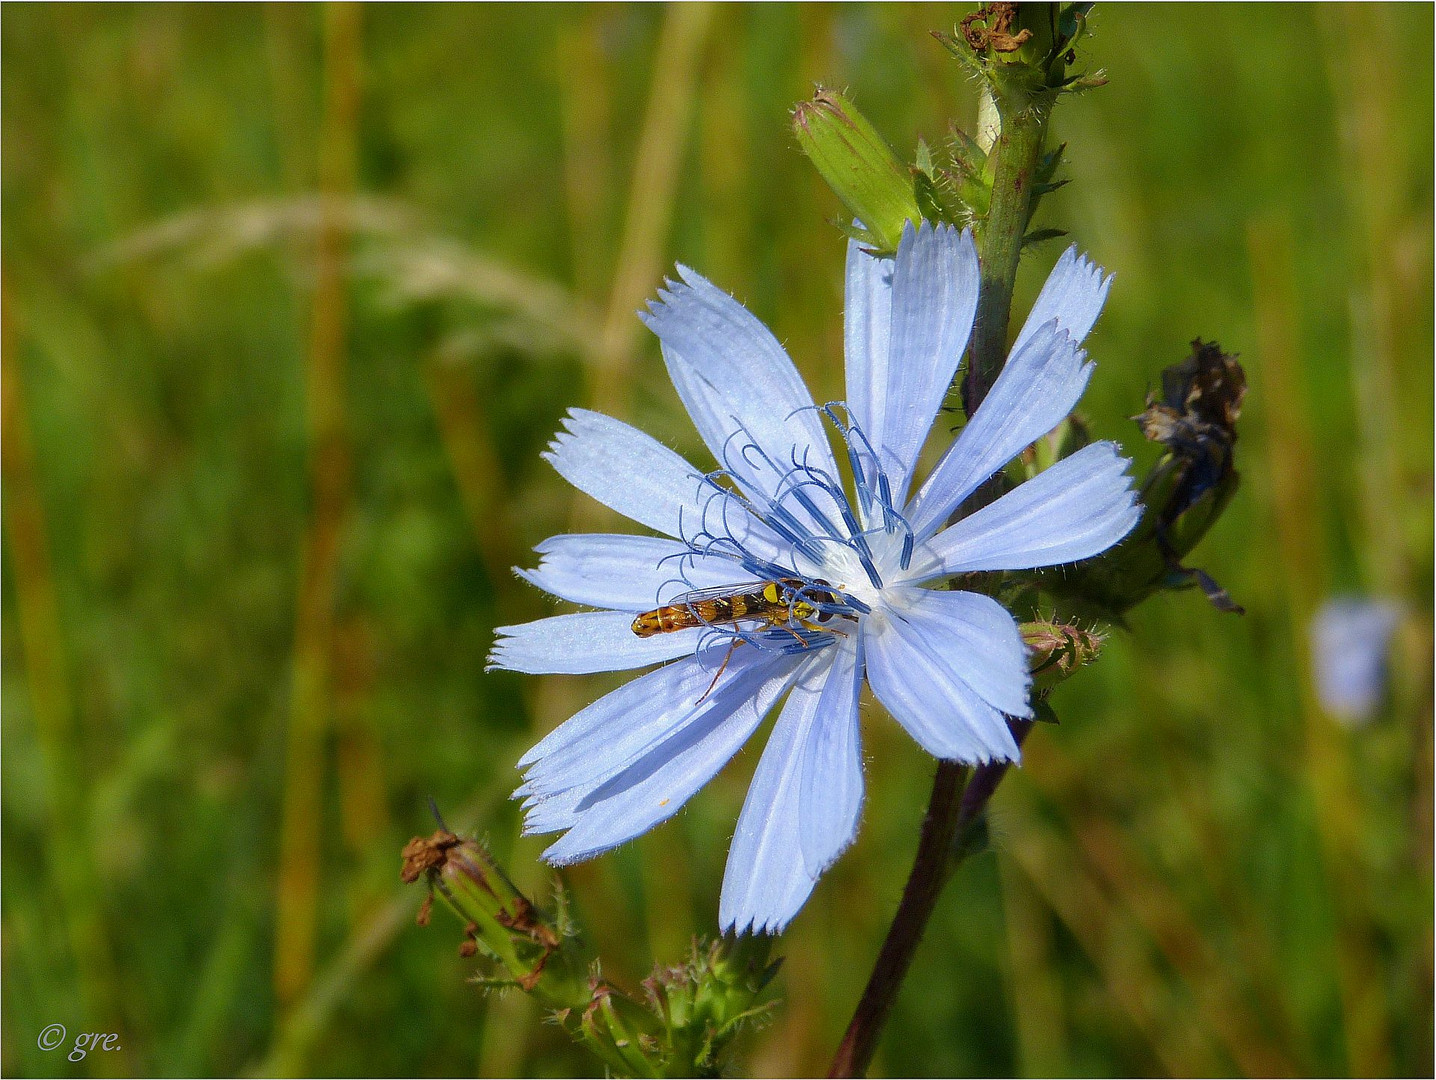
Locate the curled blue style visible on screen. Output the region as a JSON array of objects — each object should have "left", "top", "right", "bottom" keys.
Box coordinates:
[{"left": 490, "top": 223, "right": 1141, "bottom": 934}]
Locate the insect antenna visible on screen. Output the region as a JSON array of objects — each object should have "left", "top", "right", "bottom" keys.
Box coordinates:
[{"left": 426, "top": 796, "right": 451, "bottom": 833}]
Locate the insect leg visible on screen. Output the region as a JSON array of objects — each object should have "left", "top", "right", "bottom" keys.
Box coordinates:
[
  {"left": 778, "top": 622, "right": 814, "bottom": 648},
  {"left": 695, "top": 629, "right": 741, "bottom": 705}
]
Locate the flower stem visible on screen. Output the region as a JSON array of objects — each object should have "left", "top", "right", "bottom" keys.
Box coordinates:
[
  {"left": 828, "top": 722, "right": 1033, "bottom": 1078},
  {"left": 827, "top": 761, "right": 965, "bottom": 1079}
]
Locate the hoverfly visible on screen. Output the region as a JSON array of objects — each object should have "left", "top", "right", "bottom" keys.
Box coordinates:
[
  {"left": 631, "top": 578, "right": 839, "bottom": 639},
  {"left": 631, "top": 578, "right": 844, "bottom": 702}
]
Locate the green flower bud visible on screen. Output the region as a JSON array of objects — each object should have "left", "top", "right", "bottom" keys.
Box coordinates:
[
  {"left": 1021, "top": 619, "right": 1105, "bottom": 692},
  {"left": 792, "top": 88, "right": 921, "bottom": 254},
  {"left": 934, "top": 4, "right": 1105, "bottom": 111},
  {"left": 641, "top": 937, "right": 780, "bottom": 1077}
]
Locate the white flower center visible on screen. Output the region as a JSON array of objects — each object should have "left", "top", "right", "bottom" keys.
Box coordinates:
[{"left": 793, "top": 527, "right": 911, "bottom": 613}]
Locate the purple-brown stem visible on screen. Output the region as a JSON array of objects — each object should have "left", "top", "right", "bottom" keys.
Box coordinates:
[{"left": 828, "top": 718, "right": 1034, "bottom": 1078}]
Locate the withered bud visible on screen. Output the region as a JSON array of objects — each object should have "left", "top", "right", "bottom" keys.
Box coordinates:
[
  {"left": 400, "top": 829, "right": 463, "bottom": 884},
  {"left": 959, "top": 3, "right": 1032, "bottom": 54},
  {"left": 1133, "top": 339, "right": 1247, "bottom": 613},
  {"left": 1136, "top": 338, "right": 1246, "bottom": 528}
]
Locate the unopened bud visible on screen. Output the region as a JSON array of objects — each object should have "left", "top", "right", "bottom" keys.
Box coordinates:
[
  {"left": 793, "top": 88, "right": 921, "bottom": 254},
  {"left": 1022, "top": 620, "right": 1104, "bottom": 692},
  {"left": 935, "top": 3, "right": 1101, "bottom": 105}
]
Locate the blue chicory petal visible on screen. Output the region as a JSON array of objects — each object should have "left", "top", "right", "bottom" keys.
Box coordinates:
[
  {"left": 538, "top": 654, "right": 803, "bottom": 866},
  {"left": 543, "top": 408, "right": 709, "bottom": 537},
  {"left": 921, "top": 441, "right": 1141, "bottom": 573},
  {"left": 907, "top": 321, "right": 1093, "bottom": 538},
  {"left": 719, "top": 637, "right": 865, "bottom": 934},
  {"left": 794, "top": 634, "right": 865, "bottom": 878},
  {"left": 518, "top": 533, "right": 763, "bottom": 612},
  {"left": 868, "top": 222, "right": 980, "bottom": 504},
  {"left": 640, "top": 266, "right": 838, "bottom": 514},
  {"left": 862, "top": 608, "right": 1021, "bottom": 763},
  {"left": 879, "top": 586, "right": 1032, "bottom": 718},
  {"left": 1010, "top": 244, "right": 1112, "bottom": 354},
  {"left": 519, "top": 644, "right": 793, "bottom": 800},
  {"left": 842, "top": 235, "right": 895, "bottom": 455},
  {"left": 489, "top": 610, "right": 702, "bottom": 675}
]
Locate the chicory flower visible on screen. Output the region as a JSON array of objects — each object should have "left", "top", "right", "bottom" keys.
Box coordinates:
[
  {"left": 1310, "top": 597, "right": 1401, "bottom": 724},
  {"left": 491, "top": 222, "right": 1139, "bottom": 933}
]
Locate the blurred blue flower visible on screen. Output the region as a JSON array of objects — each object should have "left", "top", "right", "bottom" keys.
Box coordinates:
[
  {"left": 491, "top": 223, "right": 1140, "bottom": 933},
  {"left": 1310, "top": 597, "right": 1401, "bottom": 724}
]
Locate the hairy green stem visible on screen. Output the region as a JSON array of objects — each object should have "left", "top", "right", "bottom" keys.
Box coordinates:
[{"left": 964, "top": 96, "right": 1050, "bottom": 413}]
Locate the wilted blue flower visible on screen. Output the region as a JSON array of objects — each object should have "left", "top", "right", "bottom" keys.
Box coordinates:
[
  {"left": 1310, "top": 597, "right": 1401, "bottom": 724},
  {"left": 491, "top": 223, "right": 1140, "bottom": 933}
]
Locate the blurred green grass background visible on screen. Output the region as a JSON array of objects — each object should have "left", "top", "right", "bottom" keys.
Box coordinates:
[{"left": 2, "top": 3, "right": 1432, "bottom": 1076}]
